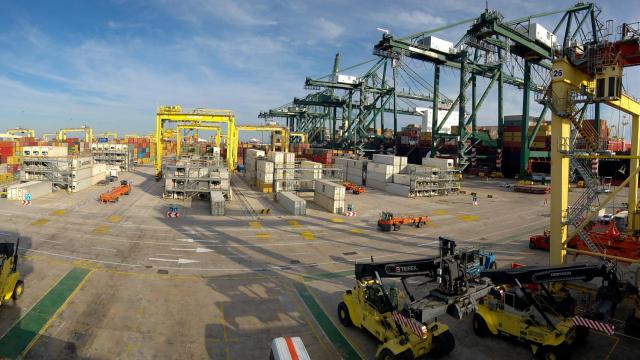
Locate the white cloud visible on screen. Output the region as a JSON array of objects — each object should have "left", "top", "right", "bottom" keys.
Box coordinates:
[
  {"left": 160, "top": 0, "right": 277, "bottom": 27},
  {"left": 314, "top": 18, "right": 344, "bottom": 40},
  {"left": 375, "top": 9, "right": 446, "bottom": 34}
]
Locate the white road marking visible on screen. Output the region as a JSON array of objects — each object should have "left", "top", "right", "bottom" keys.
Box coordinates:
[
  {"left": 149, "top": 257, "right": 199, "bottom": 264},
  {"left": 171, "top": 247, "right": 214, "bottom": 253},
  {"left": 177, "top": 238, "right": 219, "bottom": 243},
  {"left": 92, "top": 247, "right": 117, "bottom": 252},
  {"left": 20, "top": 247, "right": 141, "bottom": 267},
  {"left": 40, "top": 239, "right": 63, "bottom": 244}
]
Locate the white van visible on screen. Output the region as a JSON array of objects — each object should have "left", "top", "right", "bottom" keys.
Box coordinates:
[{"left": 269, "top": 337, "right": 311, "bottom": 360}]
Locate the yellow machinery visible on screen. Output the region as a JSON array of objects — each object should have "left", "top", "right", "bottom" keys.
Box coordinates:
[
  {"left": 290, "top": 132, "right": 307, "bottom": 143},
  {"left": 96, "top": 132, "right": 119, "bottom": 140},
  {"left": 155, "top": 106, "right": 237, "bottom": 176},
  {"left": 7, "top": 128, "right": 35, "bottom": 138},
  {"left": 550, "top": 57, "right": 640, "bottom": 265},
  {"left": 57, "top": 126, "right": 93, "bottom": 143},
  {"left": 236, "top": 125, "right": 289, "bottom": 152},
  {"left": 176, "top": 124, "right": 222, "bottom": 157},
  {"left": 209, "top": 134, "right": 227, "bottom": 144},
  {"left": 0, "top": 239, "right": 23, "bottom": 307},
  {"left": 42, "top": 133, "right": 57, "bottom": 141}
]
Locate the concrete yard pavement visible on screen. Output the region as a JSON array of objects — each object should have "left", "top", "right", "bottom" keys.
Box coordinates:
[{"left": 0, "top": 166, "right": 637, "bottom": 359}]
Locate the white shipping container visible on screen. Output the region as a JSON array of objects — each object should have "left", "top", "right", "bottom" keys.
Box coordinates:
[
  {"left": 335, "top": 74, "right": 358, "bottom": 84},
  {"left": 393, "top": 174, "right": 411, "bottom": 186},
  {"left": 277, "top": 191, "right": 306, "bottom": 216},
  {"left": 246, "top": 149, "right": 265, "bottom": 158},
  {"left": 91, "top": 173, "right": 105, "bottom": 185},
  {"left": 418, "top": 35, "right": 454, "bottom": 54},
  {"left": 528, "top": 23, "right": 557, "bottom": 48},
  {"left": 22, "top": 146, "right": 68, "bottom": 157},
  {"left": 92, "top": 163, "right": 107, "bottom": 176},
  {"left": 367, "top": 178, "right": 387, "bottom": 190},
  {"left": 315, "top": 179, "right": 345, "bottom": 200},
  {"left": 419, "top": 108, "right": 460, "bottom": 134},
  {"left": 314, "top": 192, "right": 345, "bottom": 214},
  {"left": 367, "top": 170, "right": 392, "bottom": 183},
  {"left": 346, "top": 173, "right": 363, "bottom": 185},
  {"left": 70, "top": 177, "right": 92, "bottom": 192},
  {"left": 372, "top": 154, "right": 403, "bottom": 166},
  {"left": 71, "top": 167, "right": 92, "bottom": 181},
  {"left": 267, "top": 151, "right": 285, "bottom": 164},
  {"left": 368, "top": 163, "right": 395, "bottom": 175},
  {"left": 7, "top": 181, "right": 52, "bottom": 200},
  {"left": 72, "top": 157, "right": 93, "bottom": 170},
  {"left": 210, "top": 191, "right": 225, "bottom": 216},
  {"left": 284, "top": 152, "right": 296, "bottom": 164},
  {"left": 422, "top": 157, "right": 454, "bottom": 170},
  {"left": 385, "top": 183, "right": 411, "bottom": 197}
]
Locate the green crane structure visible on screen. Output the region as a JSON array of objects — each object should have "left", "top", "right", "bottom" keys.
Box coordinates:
[{"left": 261, "top": 3, "right": 604, "bottom": 176}]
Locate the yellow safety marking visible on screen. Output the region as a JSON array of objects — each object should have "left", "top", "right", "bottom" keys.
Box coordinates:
[
  {"left": 31, "top": 219, "right": 49, "bottom": 227},
  {"left": 330, "top": 218, "right": 344, "bottom": 223},
  {"left": 350, "top": 228, "right": 364, "bottom": 234},
  {"left": 51, "top": 209, "right": 66, "bottom": 216},
  {"left": 249, "top": 221, "right": 262, "bottom": 228},
  {"left": 301, "top": 231, "right": 315, "bottom": 240},
  {"left": 433, "top": 209, "right": 448, "bottom": 215},
  {"left": 93, "top": 225, "right": 110, "bottom": 235},
  {"left": 107, "top": 215, "right": 123, "bottom": 223},
  {"left": 220, "top": 303, "right": 231, "bottom": 360},
  {"left": 256, "top": 233, "right": 271, "bottom": 239},
  {"left": 459, "top": 215, "right": 480, "bottom": 222},
  {"left": 287, "top": 220, "right": 301, "bottom": 227}
]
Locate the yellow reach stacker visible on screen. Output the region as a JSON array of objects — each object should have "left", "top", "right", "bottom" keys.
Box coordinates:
[{"left": 0, "top": 239, "right": 23, "bottom": 307}]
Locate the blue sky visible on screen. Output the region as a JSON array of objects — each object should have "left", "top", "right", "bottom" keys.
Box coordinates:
[{"left": 1, "top": 0, "right": 638, "bottom": 139}]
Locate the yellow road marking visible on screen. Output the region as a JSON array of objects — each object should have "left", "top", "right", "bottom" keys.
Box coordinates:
[
  {"left": 31, "top": 218, "right": 49, "bottom": 226},
  {"left": 21, "top": 269, "right": 95, "bottom": 357},
  {"left": 330, "top": 218, "right": 344, "bottom": 223},
  {"left": 256, "top": 233, "right": 271, "bottom": 239},
  {"left": 249, "top": 221, "right": 262, "bottom": 228},
  {"left": 459, "top": 215, "right": 480, "bottom": 222},
  {"left": 287, "top": 220, "right": 301, "bottom": 227},
  {"left": 433, "top": 209, "right": 448, "bottom": 215},
  {"left": 51, "top": 210, "right": 66, "bottom": 216},
  {"left": 350, "top": 228, "right": 364, "bottom": 234},
  {"left": 107, "top": 215, "right": 122, "bottom": 223},
  {"left": 301, "top": 231, "right": 315, "bottom": 240},
  {"left": 93, "top": 225, "right": 110, "bottom": 235}
]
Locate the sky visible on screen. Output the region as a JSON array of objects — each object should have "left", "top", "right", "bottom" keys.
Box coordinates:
[{"left": 1, "top": 0, "right": 639, "bottom": 139}]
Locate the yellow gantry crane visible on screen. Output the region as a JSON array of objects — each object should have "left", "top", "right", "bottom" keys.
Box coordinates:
[
  {"left": 7, "top": 128, "right": 35, "bottom": 138},
  {"left": 176, "top": 124, "right": 222, "bottom": 157},
  {"left": 550, "top": 29, "right": 640, "bottom": 265},
  {"left": 290, "top": 132, "right": 308, "bottom": 143},
  {"left": 96, "top": 132, "right": 119, "bottom": 140},
  {"left": 236, "top": 125, "right": 290, "bottom": 152},
  {"left": 155, "top": 106, "right": 237, "bottom": 176},
  {"left": 41, "top": 133, "right": 57, "bottom": 141},
  {"left": 57, "top": 126, "right": 93, "bottom": 143}
]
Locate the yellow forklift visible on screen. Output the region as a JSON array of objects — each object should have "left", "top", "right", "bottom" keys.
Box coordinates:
[
  {"left": 472, "top": 263, "right": 626, "bottom": 359},
  {"left": 338, "top": 238, "right": 495, "bottom": 359},
  {"left": 0, "top": 239, "right": 23, "bottom": 306}
]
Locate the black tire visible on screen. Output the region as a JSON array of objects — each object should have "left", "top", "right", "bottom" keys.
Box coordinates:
[
  {"left": 430, "top": 330, "right": 455, "bottom": 358},
  {"left": 338, "top": 302, "right": 353, "bottom": 327},
  {"left": 417, "top": 221, "right": 423, "bottom": 228},
  {"left": 529, "top": 241, "right": 536, "bottom": 249},
  {"left": 575, "top": 326, "right": 589, "bottom": 344},
  {"left": 537, "top": 344, "right": 570, "bottom": 360},
  {"left": 625, "top": 315, "right": 640, "bottom": 337},
  {"left": 393, "top": 224, "right": 400, "bottom": 231},
  {"left": 472, "top": 313, "right": 489, "bottom": 337},
  {"left": 12, "top": 280, "right": 24, "bottom": 301},
  {"left": 377, "top": 348, "right": 397, "bottom": 360}
]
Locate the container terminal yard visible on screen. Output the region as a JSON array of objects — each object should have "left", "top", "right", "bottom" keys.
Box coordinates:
[{"left": 1, "top": 2, "right": 640, "bottom": 360}]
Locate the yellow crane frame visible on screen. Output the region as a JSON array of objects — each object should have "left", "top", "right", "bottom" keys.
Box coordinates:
[
  {"left": 290, "top": 132, "right": 308, "bottom": 143},
  {"left": 550, "top": 58, "right": 640, "bottom": 265},
  {"left": 155, "top": 106, "right": 237, "bottom": 176},
  {"left": 176, "top": 124, "right": 222, "bottom": 157},
  {"left": 236, "top": 125, "right": 290, "bottom": 152},
  {"left": 42, "top": 133, "right": 57, "bottom": 140},
  {"left": 57, "top": 126, "right": 93, "bottom": 143},
  {"left": 7, "top": 128, "right": 35, "bottom": 138},
  {"left": 96, "top": 132, "right": 119, "bottom": 140}
]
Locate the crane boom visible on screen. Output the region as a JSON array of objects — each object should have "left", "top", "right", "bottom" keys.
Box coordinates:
[{"left": 480, "top": 263, "right": 605, "bottom": 285}]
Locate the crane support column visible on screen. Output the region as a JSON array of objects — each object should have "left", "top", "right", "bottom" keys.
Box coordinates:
[
  {"left": 520, "top": 61, "right": 531, "bottom": 179},
  {"left": 629, "top": 114, "right": 640, "bottom": 232},
  {"left": 155, "top": 115, "right": 163, "bottom": 177}
]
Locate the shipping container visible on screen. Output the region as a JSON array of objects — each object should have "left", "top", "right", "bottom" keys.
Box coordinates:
[
  {"left": 7, "top": 181, "right": 52, "bottom": 200},
  {"left": 314, "top": 179, "right": 345, "bottom": 200},
  {"left": 313, "top": 192, "right": 344, "bottom": 214},
  {"left": 210, "top": 191, "right": 225, "bottom": 216},
  {"left": 277, "top": 191, "right": 306, "bottom": 216}
]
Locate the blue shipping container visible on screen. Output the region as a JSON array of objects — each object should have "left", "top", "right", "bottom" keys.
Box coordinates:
[{"left": 98, "top": 137, "right": 109, "bottom": 143}]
